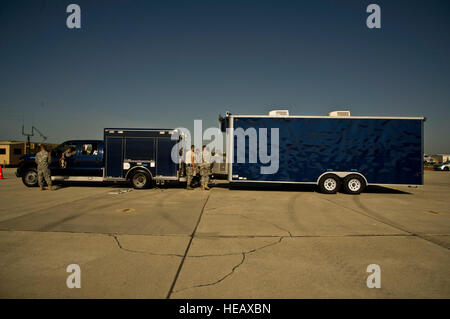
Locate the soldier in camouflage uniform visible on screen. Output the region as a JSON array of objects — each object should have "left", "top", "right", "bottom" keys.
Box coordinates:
[
  {"left": 35, "top": 144, "right": 55, "bottom": 191},
  {"left": 185, "top": 145, "right": 196, "bottom": 190},
  {"left": 200, "top": 145, "right": 211, "bottom": 190}
]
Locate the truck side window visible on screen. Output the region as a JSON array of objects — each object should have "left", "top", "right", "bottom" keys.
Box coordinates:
[
  {"left": 54, "top": 143, "right": 77, "bottom": 157},
  {"left": 81, "top": 143, "right": 98, "bottom": 156}
]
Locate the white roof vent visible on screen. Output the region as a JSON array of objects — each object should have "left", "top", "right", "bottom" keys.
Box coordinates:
[
  {"left": 269, "top": 110, "right": 290, "bottom": 116},
  {"left": 328, "top": 110, "right": 351, "bottom": 117}
]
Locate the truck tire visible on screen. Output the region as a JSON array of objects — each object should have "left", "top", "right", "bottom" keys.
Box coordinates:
[
  {"left": 343, "top": 174, "right": 366, "bottom": 195},
  {"left": 22, "top": 168, "right": 38, "bottom": 187},
  {"left": 130, "top": 170, "right": 152, "bottom": 189},
  {"left": 318, "top": 174, "right": 341, "bottom": 194}
]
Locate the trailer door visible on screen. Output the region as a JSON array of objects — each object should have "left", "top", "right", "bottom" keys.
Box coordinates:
[
  {"left": 105, "top": 137, "right": 123, "bottom": 178},
  {"left": 156, "top": 138, "right": 178, "bottom": 177}
]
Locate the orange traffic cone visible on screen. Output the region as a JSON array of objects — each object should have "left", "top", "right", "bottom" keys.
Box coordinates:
[{"left": 0, "top": 165, "right": 3, "bottom": 180}]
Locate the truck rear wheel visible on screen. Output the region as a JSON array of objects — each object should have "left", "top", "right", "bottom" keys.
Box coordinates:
[
  {"left": 130, "top": 170, "right": 152, "bottom": 189},
  {"left": 22, "top": 168, "right": 38, "bottom": 187},
  {"left": 343, "top": 174, "right": 366, "bottom": 195},
  {"left": 318, "top": 174, "right": 341, "bottom": 194}
]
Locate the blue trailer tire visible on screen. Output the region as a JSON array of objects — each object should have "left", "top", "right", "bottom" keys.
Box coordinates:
[
  {"left": 318, "top": 174, "right": 341, "bottom": 194},
  {"left": 343, "top": 174, "right": 366, "bottom": 195}
]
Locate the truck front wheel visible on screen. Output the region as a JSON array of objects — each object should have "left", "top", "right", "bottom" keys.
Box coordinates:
[
  {"left": 343, "top": 174, "right": 366, "bottom": 195},
  {"left": 318, "top": 174, "right": 341, "bottom": 194},
  {"left": 130, "top": 170, "right": 152, "bottom": 189},
  {"left": 22, "top": 168, "right": 38, "bottom": 187}
]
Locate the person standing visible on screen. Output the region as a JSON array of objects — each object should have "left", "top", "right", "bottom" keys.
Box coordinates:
[
  {"left": 185, "top": 145, "right": 196, "bottom": 190},
  {"left": 200, "top": 145, "right": 211, "bottom": 190},
  {"left": 35, "top": 144, "right": 55, "bottom": 191}
]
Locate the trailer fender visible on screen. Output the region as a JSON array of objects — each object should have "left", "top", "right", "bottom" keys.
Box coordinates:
[{"left": 316, "top": 172, "right": 368, "bottom": 186}]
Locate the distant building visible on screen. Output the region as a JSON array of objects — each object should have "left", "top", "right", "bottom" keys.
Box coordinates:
[
  {"left": 0, "top": 141, "right": 58, "bottom": 166},
  {"left": 431, "top": 154, "right": 450, "bottom": 164}
]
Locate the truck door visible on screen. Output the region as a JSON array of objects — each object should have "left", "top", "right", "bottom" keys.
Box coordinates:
[
  {"left": 49, "top": 142, "right": 78, "bottom": 176},
  {"left": 75, "top": 142, "right": 103, "bottom": 177}
]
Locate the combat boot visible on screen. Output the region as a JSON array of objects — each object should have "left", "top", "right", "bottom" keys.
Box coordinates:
[{"left": 40, "top": 186, "right": 45, "bottom": 191}]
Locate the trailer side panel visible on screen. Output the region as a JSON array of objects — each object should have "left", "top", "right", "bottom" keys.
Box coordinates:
[{"left": 231, "top": 117, "right": 423, "bottom": 185}]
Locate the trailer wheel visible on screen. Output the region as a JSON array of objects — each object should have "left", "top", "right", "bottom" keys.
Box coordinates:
[
  {"left": 22, "top": 168, "right": 39, "bottom": 187},
  {"left": 343, "top": 174, "right": 366, "bottom": 195},
  {"left": 130, "top": 170, "right": 152, "bottom": 189},
  {"left": 318, "top": 174, "right": 341, "bottom": 194}
]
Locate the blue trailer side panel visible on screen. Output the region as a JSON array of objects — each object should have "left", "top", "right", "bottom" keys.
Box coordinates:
[{"left": 231, "top": 117, "right": 423, "bottom": 185}]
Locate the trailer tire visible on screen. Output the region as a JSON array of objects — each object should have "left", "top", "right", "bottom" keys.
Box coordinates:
[
  {"left": 130, "top": 170, "right": 152, "bottom": 189},
  {"left": 318, "top": 174, "right": 341, "bottom": 194},
  {"left": 22, "top": 168, "right": 39, "bottom": 187},
  {"left": 343, "top": 174, "right": 366, "bottom": 195}
]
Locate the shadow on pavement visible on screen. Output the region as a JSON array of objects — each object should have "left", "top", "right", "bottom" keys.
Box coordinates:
[{"left": 51, "top": 179, "right": 412, "bottom": 195}]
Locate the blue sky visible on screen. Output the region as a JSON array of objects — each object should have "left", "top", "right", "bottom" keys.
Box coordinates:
[{"left": 0, "top": 0, "right": 449, "bottom": 153}]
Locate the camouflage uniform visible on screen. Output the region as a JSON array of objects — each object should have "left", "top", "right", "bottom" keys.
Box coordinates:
[
  {"left": 35, "top": 150, "right": 52, "bottom": 189},
  {"left": 200, "top": 149, "right": 211, "bottom": 189},
  {"left": 186, "top": 165, "right": 195, "bottom": 188},
  {"left": 185, "top": 149, "right": 197, "bottom": 189}
]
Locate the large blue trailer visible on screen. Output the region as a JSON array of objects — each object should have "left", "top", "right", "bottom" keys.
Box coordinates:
[{"left": 221, "top": 110, "right": 424, "bottom": 194}]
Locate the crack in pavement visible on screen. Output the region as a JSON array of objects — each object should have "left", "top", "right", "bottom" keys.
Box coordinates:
[
  {"left": 172, "top": 236, "right": 284, "bottom": 294},
  {"left": 188, "top": 236, "right": 284, "bottom": 257},
  {"left": 173, "top": 253, "right": 246, "bottom": 294},
  {"left": 110, "top": 234, "right": 184, "bottom": 257},
  {"left": 166, "top": 193, "right": 212, "bottom": 299},
  {"left": 209, "top": 213, "right": 293, "bottom": 237}
]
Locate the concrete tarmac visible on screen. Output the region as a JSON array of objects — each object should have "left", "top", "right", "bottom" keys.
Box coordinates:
[{"left": 0, "top": 168, "right": 449, "bottom": 298}]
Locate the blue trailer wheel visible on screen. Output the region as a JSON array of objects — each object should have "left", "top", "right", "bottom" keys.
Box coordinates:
[
  {"left": 343, "top": 174, "right": 366, "bottom": 195},
  {"left": 318, "top": 174, "right": 341, "bottom": 194}
]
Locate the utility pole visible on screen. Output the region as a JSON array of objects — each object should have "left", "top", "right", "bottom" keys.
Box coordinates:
[
  {"left": 21, "top": 126, "right": 48, "bottom": 155},
  {"left": 22, "top": 125, "right": 33, "bottom": 155}
]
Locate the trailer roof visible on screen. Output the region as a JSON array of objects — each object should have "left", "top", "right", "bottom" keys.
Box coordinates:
[
  {"left": 228, "top": 115, "right": 425, "bottom": 120},
  {"left": 104, "top": 128, "right": 175, "bottom": 131}
]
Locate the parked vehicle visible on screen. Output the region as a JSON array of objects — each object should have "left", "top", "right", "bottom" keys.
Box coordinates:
[
  {"left": 219, "top": 110, "right": 425, "bottom": 194},
  {"left": 424, "top": 155, "right": 436, "bottom": 164},
  {"left": 434, "top": 161, "right": 450, "bottom": 171},
  {"left": 16, "top": 128, "right": 186, "bottom": 189}
]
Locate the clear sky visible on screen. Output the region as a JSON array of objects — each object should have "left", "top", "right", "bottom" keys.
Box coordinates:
[{"left": 0, "top": 0, "right": 449, "bottom": 154}]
